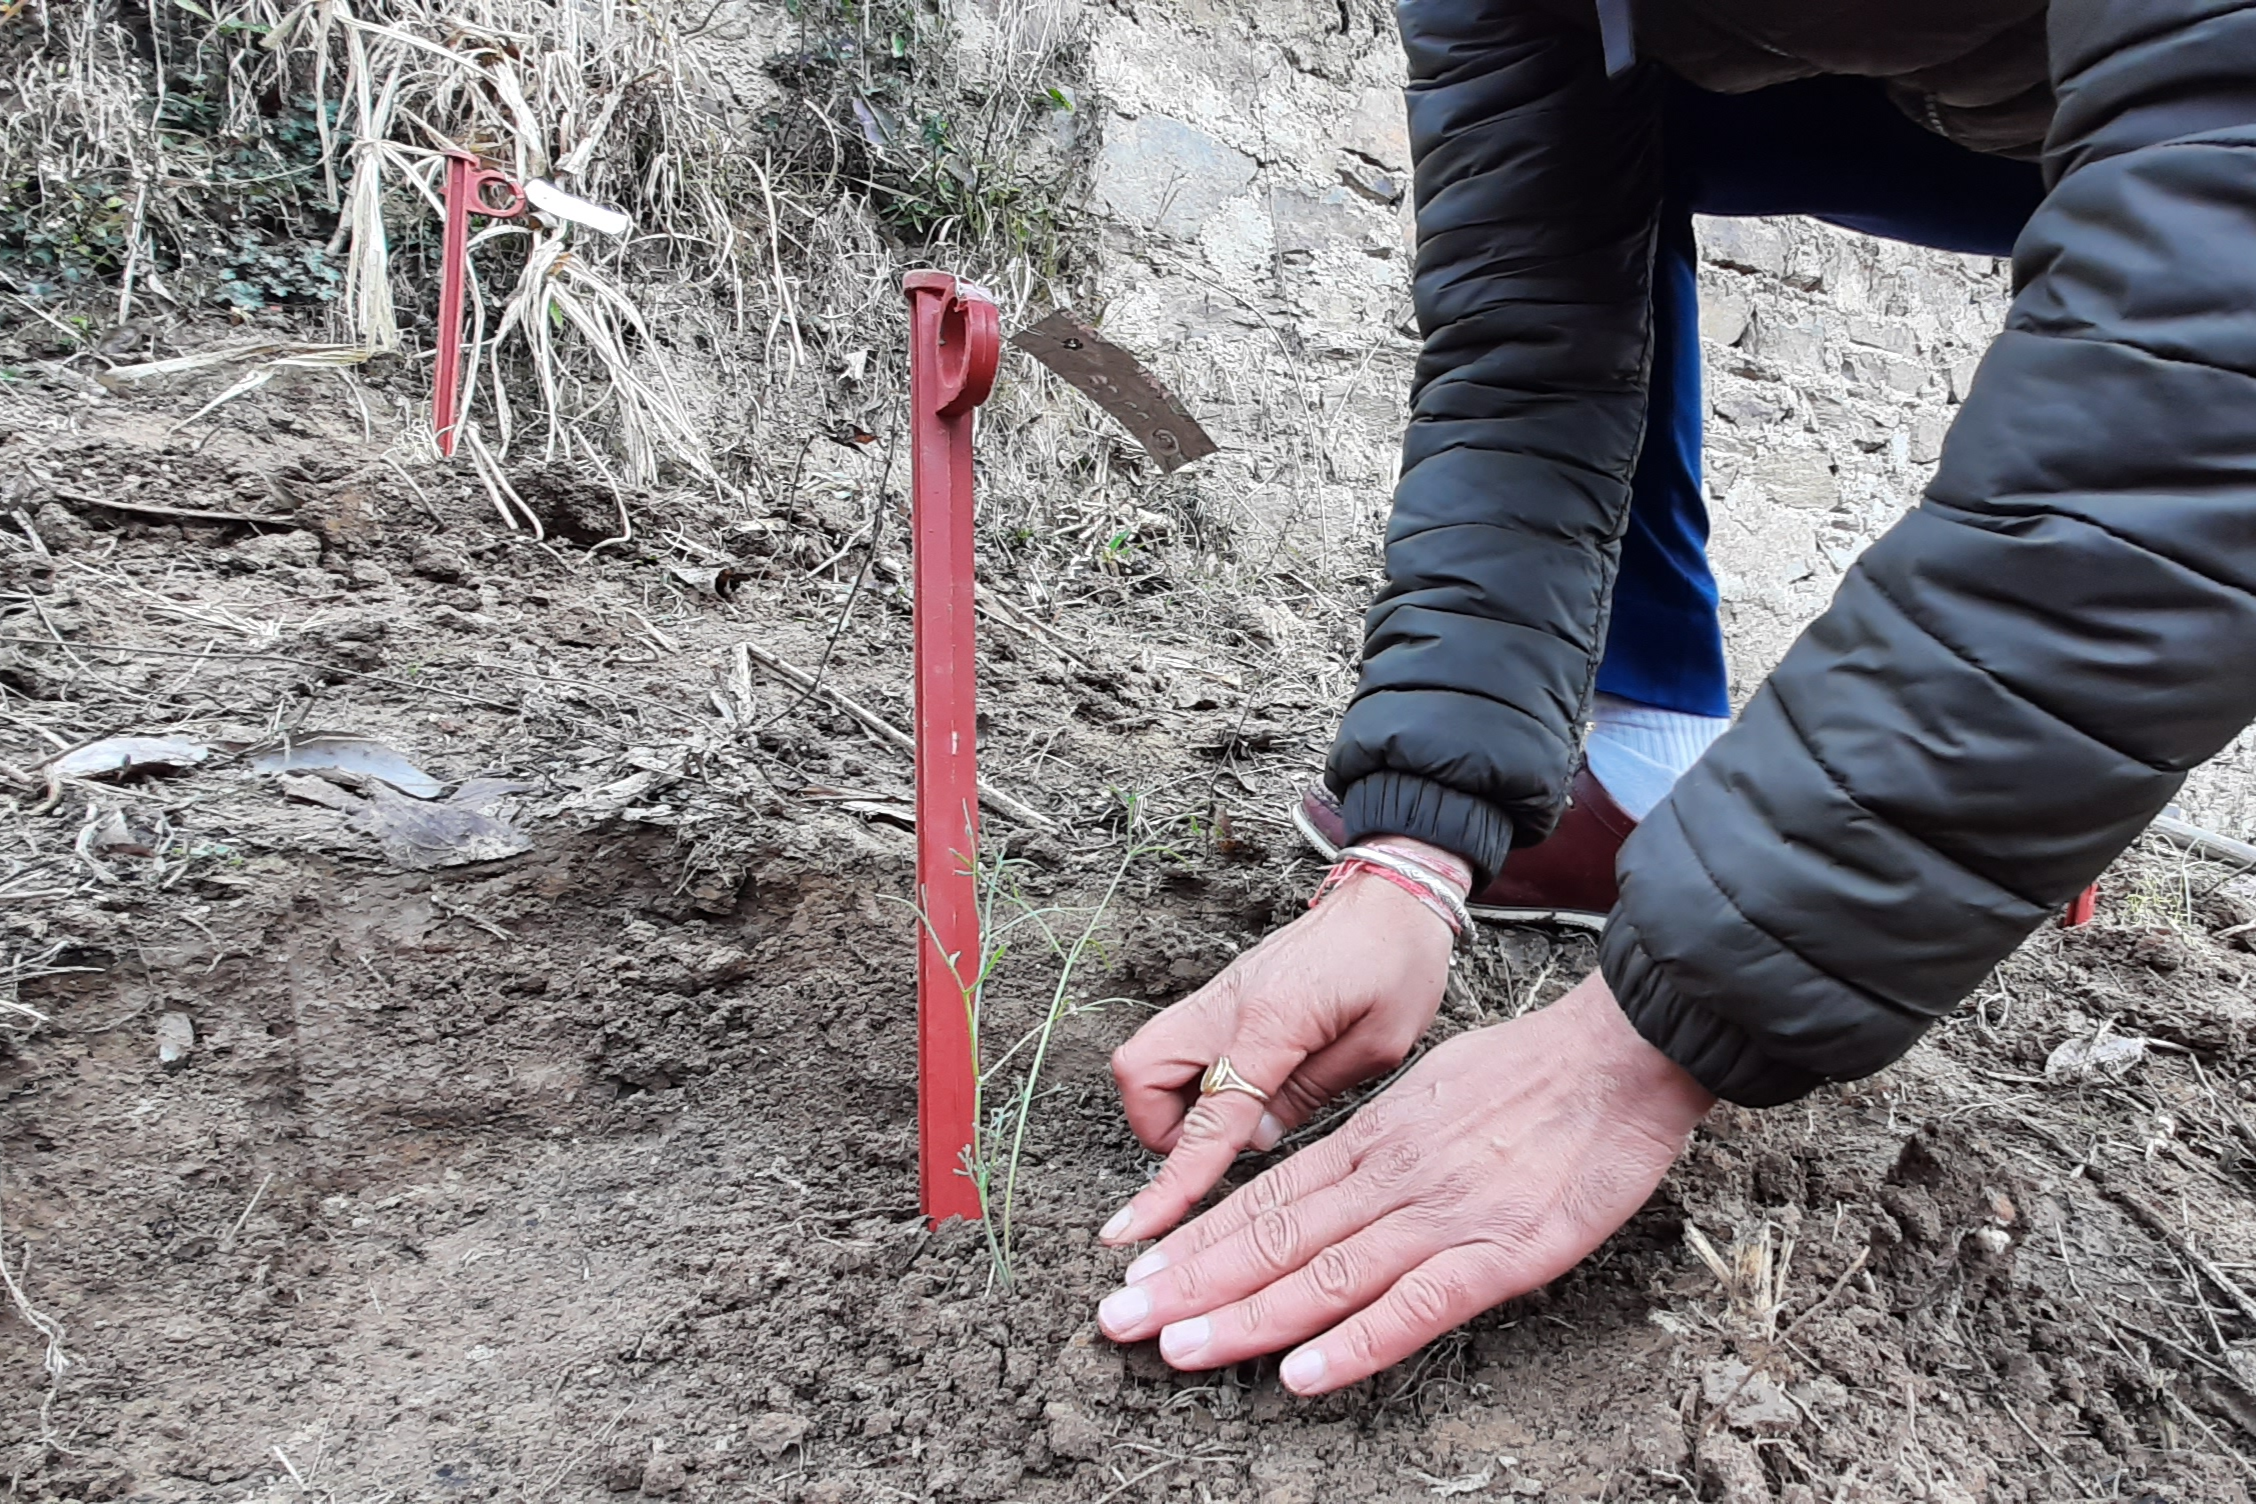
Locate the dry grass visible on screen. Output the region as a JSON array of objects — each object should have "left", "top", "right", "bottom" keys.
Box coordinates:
[
  {"left": 2, "top": 0, "right": 1095, "bottom": 502},
  {"left": 3, "top": 0, "right": 1407, "bottom": 733}
]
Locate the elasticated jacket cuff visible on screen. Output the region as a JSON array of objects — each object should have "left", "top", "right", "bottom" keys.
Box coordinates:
[
  {"left": 1599, "top": 918, "right": 1822, "bottom": 1108},
  {"left": 1337, "top": 772, "right": 1515, "bottom": 885}
]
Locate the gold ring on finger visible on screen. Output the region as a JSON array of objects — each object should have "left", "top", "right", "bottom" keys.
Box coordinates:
[{"left": 1199, "top": 1055, "right": 1269, "bottom": 1104}]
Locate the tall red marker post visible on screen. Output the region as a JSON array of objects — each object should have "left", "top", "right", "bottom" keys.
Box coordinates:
[{"left": 905, "top": 272, "right": 999, "bottom": 1227}]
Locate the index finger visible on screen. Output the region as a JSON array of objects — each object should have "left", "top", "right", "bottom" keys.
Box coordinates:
[
  {"left": 1279, "top": 1243, "right": 1518, "bottom": 1395},
  {"left": 1110, "top": 967, "right": 1255, "bottom": 1154},
  {"left": 1110, "top": 1030, "right": 1203, "bottom": 1156},
  {"left": 1119, "top": 1117, "right": 1362, "bottom": 1283},
  {"left": 1100, "top": 1035, "right": 1303, "bottom": 1246}
]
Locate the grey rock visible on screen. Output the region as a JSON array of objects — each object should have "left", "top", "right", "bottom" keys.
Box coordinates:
[
  {"left": 1336, "top": 163, "right": 1401, "bottom": 206},
  {"left": 1909, "top": 411, "right": 1949, "bottom": 465},
  {"left": 1700, "top": 286, "right": 1752, "bottom": 347},
  {"left": 1755, "top": 449, "right": 1840, "bottom": 511},
  {"left": 1845, "top": 346, "right": 1928, "bottom": 396},
  {"left": 1846, "top": 314, "right": 1918, "bottom": 355},
  {"left": 1746, "top": 308, "right": 1828, "bottom": 370},
  {"left": 1700, "top": 218, "right": 1790, "bottom": 276},
  {"left": 1713, "top": 387, "right": 1789, "bottom": 430},
  {"left": 409, "top": 539, "right": 469, "bottom": 582},
  {"left": 1270, "top": 185, "right": 1373, "bottom": 257},
  {"left": 1948, "top": 352, "right": 1985, "bottom": 403},
  {"left": 1092, "top": 114, "right": 1257, "bottom": 238},
  {"left": 1341, "top": 85, "right": 1410, "bottom": 171}
]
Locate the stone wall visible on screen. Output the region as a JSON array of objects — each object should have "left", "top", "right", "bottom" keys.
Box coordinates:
[{"left": 1057, "top": 0, "right": 2255, "bottom": 836}]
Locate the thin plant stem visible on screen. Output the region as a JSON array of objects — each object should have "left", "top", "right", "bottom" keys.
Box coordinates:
[{"left": 996, "top": 833, "right": 1142, "bottom": 1275}]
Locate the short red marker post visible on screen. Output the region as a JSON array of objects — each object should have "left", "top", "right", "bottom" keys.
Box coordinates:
[
  {"left": 432, "top": 151, "right": 525, "bottom": 457},
  {"left": 904, "top": 271, "right": 1000, "bottom": 1228},
  {"left": 2062, "top": 882, "right": 2099, "bottom": 928}
]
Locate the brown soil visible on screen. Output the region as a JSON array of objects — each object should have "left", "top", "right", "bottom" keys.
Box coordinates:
[{"left": 3, "top": 382, "right": 2255, "bottom": 1504}]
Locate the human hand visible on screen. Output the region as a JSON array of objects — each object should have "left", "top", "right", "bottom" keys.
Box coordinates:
[
  {"left": 1100, "top": 846, "right": 1460, "bottom": 1248},
  {"left": 1094, "top": 972, "right": 1714, "bottom": 1394}
]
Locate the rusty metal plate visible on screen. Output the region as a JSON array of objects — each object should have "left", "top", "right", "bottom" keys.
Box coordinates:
[{"left": 1008, "top": 312, "right": 1218, "bottom": 472}]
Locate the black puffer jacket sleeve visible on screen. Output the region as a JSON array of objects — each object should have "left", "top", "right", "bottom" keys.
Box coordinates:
[
  {"left": 1324, "top": 0, "right": 1663, "bottom": 883},
  {"left": 1602, "top": 0, "right": 2256, "bottom": 1106}
]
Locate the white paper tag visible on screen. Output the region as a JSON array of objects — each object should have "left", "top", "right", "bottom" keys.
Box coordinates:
[{"left": 523, "top": 179, "right": 633, "bottom": 236}]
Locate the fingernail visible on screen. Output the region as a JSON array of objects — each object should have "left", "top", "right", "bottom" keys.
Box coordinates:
[
  {"left": 1097, "top": 1285, "right": 1151, "bottom": 1335},
  {"left": 1252, "top": 1112, "right": 1284, "bottom": 1151},
  {"left": 1159, "top": 1316, "right": 1211, "bottom": 1364},
  {"left": 1099, "top": 1206, "right": 1133, "bottom": 1242},
  {"left": 1124, "top": 1249, "right": 1169, "bottom": 1284},
  {"left": 1280, "top": 1346, "right": 1326, "bottom": 1393}
]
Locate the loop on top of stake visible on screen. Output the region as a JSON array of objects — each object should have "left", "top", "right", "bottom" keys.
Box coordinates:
[{"left": 904, "top": 271, "right": 1000, "bottom": 417}]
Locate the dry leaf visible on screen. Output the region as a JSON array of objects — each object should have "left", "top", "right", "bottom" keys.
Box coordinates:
[
  {"left": 2045, "top": 1032, "right": 2149, "bottom": 1083},
  {"left": 52, "top": 736, "right": 208, "bottom": 781}
]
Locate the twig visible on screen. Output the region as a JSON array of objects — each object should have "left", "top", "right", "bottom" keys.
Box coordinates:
[
  {"left": 220, "top": 1171, "right": 275, "bottom": 1253},
  {"left": 2014, "top": 1110, "right": 2256, "bottom": 1324},
  {"left": 1998, "top": 1397, "right": 2081, "bottom": 1491},
  {"left": 1700, "top": 1249, "right": 1869, "bottom": 1435},
  {"left": 2153, "top": 812, "right": 2256, "bottom": 872},
  {"left": 432, "top": 896, "right": 516, "bottom": 941},
  {"left": 738, "top": 641, "right": 1056, "bottom": 831},
  {"left": 976, "top": 586, "right": 1100, "bottom": 673},
  {"left": 0, "top": 1171, "right": 70, "bottom": 1456},
  {"left": 49, "top": 490, "right": 302, "bottom": 530},
  {"left": 2085, "top": 1169, "right": 2256, "bottom": 1327},
  {"left": 994, "top": 837, "right": 1142, "bottom": 1278},
  {"left": 0, "top": 636, "right": 519, "bottom": 714},
  {"left": 1089, "top": 1459, "right": 1177, "bottom": 1504},
  {"left": 11, "top": 509, "right": 50, "bottom": 560},
  {"left": 270, "top": 1445, "right": 311, "bottom": 1495},
  {"left": 1279, "top": 1043, "right": 1431, "bottom": 1149},
  {"left": 526, "top": 1394, "right": 641, "bottom": 1503},
  {"left": 2112, "top": 1316, "right": 2256, "bottom": 1396},
  {"left": 7, "top": 295, "right": 87, "bottom": 351},
  {"left": 2167, "top": 1387, "right": 2256, "bottom": 1481},
  {"left": 116, "top": 183, "right": 150, "bottom": 325},
  {"left": 381, "top": 456, "right": 444, "bottom": 527},
  {"left": 755, "top": 416, "right": 901, "bottom": 732}
]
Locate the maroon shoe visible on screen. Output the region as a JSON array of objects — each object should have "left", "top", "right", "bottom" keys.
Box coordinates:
[{"left": 1291, "top": 769, "right": 1635, "bottom": 932}]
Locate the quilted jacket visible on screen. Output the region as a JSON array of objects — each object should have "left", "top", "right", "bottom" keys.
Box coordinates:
[{"left": 1327, "top": 0, "right": 2256, "bottom": 1104}]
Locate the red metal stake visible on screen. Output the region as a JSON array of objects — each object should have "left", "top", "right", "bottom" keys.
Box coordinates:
[
  {"left": 2062, "top": 882, "right": 2099, "bottom": 928},
  {"left": 433, "top": 151, "right": 525, "bottom": 457},
  {"left": 905, "top": 271, "right": 999, "bottom": 1227}
]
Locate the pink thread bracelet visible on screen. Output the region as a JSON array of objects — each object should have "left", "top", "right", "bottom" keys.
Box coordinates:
[{"left": 1311, "top": 855, "right": 1468, "bottom": 937}]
